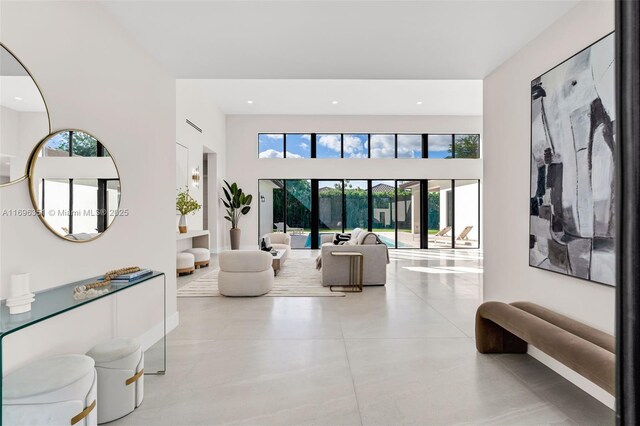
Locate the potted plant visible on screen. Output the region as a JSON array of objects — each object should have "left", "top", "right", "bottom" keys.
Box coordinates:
[
  {"left": 221, "top": 180, "right": 252, "bottom": 250},
  {"left": 176, "top": 189, "right": 202, "bottom": 233}
]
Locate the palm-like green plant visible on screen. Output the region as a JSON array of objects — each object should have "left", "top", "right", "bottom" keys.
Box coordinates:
[{"left": 221, "top": 180, "right": 252, "bottom": 228}]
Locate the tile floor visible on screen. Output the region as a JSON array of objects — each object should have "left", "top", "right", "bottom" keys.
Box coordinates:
[{"left": 116, "top": 249, "right": 614, "bottom": 425}]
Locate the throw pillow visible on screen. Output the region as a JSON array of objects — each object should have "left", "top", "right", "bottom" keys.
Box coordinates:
[{"left": 333, "top": 233, "right": 351, "bottom": 245}]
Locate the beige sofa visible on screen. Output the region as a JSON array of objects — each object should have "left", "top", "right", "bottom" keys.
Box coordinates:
[
  {"left": 320, "top": 228, "right": 388, "bottom": 286},
  {"left": 218, "top": 251, "right": 274, "bottom": 296},
  {"left": 262, "top": 232, "right": 291, "bottom": 264}
]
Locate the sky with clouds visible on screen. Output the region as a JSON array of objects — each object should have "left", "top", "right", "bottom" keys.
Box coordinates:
[{"left": 259, "top": 133, "right": 474, "bottom": 159}]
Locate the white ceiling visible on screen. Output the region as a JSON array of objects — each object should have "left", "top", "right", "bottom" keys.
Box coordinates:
[
  {"left": 101, "top": 0, "right": 579, "bottom": 80},
  {"left": 0, "top": 76, "right": 47, "bottom": 112},
  {"left": 189, "top": 79, "right": 482, "bottom": 115}
]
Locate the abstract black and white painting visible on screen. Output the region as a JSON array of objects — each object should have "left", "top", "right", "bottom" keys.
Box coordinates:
[{"left": 530, "top": 33, "right": 615, "bottom": 286}]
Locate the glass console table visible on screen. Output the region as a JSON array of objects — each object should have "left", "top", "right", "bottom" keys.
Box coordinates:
[{"left": 0, "top": 271, "right": 166, "bottom": 403}]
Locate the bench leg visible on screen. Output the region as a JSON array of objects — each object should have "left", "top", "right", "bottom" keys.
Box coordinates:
[{"left": 476, "top": 315, "right": 527, "bottom": 353}]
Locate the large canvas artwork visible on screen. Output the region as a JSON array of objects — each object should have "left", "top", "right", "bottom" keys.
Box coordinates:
[{"left": 530, "top": 33, "right": 615, "bottom": 286}]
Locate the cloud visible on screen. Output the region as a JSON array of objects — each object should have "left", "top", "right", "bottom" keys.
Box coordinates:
[
  {"left": 370, "top": 134, "right": 395, "bottom": 158},
  {"left": 317, "top": 134, "right": 341, "bottom": 152},
  {"left": 397, "top": 135, "right": 422, "bottom": 158},
  {"left": 428, "top": 135, "right": 452, "bottom": 152},
  {"left": 259, "top": 149, "right": 283, "bottom": 158},
  {"left": 300, "top": 134, "right": 311, "bottom": 141},
  {"left": 343, "top": 134, "right": 367, "bottom": 158},
  {"left": 263, "top": 134, "right": 284, "bottom": 140},
  {"left": 299, "top": 142, "right": 309, "bottom": 149},
  {"left": 285, "top": 151, "right": 302, "bottom": 158}
]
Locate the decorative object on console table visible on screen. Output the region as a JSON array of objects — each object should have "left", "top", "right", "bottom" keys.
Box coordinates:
[
  {"left": 6, "top": 273, "right": 34, "bottom": 315},
  {"left": 221, "top": 180, "right": 253, "bottom": 250},
  {"left": 73, "top": 266, "right": 145, "bottom": 300},
  {"left": 176, "top": 188, "right": 202, "bottom": 234},
  {"left": 529, "top": 32, "right": 615, "bottom": 286}
]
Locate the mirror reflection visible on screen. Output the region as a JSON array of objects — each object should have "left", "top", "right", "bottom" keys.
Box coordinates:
[
  {"left": 0, "top": 44, "right": 50, "bottom": 185},
  {"left": 29, "top": 130, "right": 121, "bottom": 242}
]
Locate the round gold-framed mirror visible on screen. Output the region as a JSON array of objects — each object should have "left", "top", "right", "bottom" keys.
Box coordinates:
[
  {"left": 0, "top": 42, "right": 51, "bottom": 187},
  {"left": 28, "top": 130, "right": 122, "bottom": 242}
]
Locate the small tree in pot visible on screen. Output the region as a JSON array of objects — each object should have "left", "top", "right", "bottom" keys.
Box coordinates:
[
  {"left": 221, "top": 180, "right": 252, "bottom": 250},
  {"left": 176, "top": 189, "right": 202, "bottom": 233}
]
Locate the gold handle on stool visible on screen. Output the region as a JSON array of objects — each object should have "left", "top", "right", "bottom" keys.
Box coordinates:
[
  {"left": 125, "top": 368, "right": 144, "bottom": 386},
  {"left": 70, "top": 399, "right": 96, "bottom": 425}
]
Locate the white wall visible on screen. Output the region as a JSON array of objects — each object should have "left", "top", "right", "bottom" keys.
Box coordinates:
[
  {"left": 226, "top": 114, "right": 483, "bottom": 249},
  {"left": 0, "top": 1, "right": 177, "bottom": 332},
  {"left": 0, "top": 106, "right": 49, "bottom": 182},
  {"left": 176, "top": 80, "right": 226, "bottom": 252},
  {"left": 483, "top": 0, "right": 614, "bottom": 405}
]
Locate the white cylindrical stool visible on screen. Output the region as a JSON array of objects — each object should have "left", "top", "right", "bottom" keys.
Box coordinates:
[
  {"left": 177, "top": 252, "right": 195, "bottom": 276},
  {"left": 184, "top": 248, "right": 211, "bottom": 268},
  {"left": 87, "top": 338, "right": 144, "bottom": 424},
  {"left": 3, "top": 354, "right": 97, "bottom": 426}
]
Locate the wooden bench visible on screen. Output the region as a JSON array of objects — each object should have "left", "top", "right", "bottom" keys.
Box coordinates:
[{"left": 475, "top": 301, "right": 615, "bottom": 395}]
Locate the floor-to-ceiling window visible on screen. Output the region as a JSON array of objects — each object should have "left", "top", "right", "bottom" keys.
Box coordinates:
[
  {"left": 318, "top": 180, "right": 343, "bottom": 238},
  {"left": 427, "top": 180, "right": 453, "bottom": 248},
  {"left": 286, "top": 179, "right": 312, "bottom": 248},
  {"left": 345, "top": 180, "right": 369, "bottom": 230},
  {"left": 397, "top": 181, "right": 421, "bottom": 248},
  {"left": 258, "top": 178, "right": 480, "bottom": 250},
  {"left": 372, "top": 180, "right": 395, "bottom": 247},
  {"left": 258, "top": 179, "right": 283, "bottom": 237},
  {"left": 454, "top": 180, "right": 480, "bottom": 248}
]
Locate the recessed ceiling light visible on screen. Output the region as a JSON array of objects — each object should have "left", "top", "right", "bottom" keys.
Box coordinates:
[
  {"left": 14, "top": 97, "right": 23, "bottom": 101},
  {"left": 247, "top": 100, "right": 253, "bottom": 104},
  {"left": 332, "top": 101, "right": 339, "bottom": 105},
  {"left": 416, "top": 101, "right": 423, "bottom": 105}
]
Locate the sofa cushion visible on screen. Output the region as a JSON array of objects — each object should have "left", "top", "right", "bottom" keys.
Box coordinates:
[
  {"left": 351, "top": 228, "right": 363, "bottom": 240},
  {"left": 357, "top": 231, "right": 379, "bottom": 245}
]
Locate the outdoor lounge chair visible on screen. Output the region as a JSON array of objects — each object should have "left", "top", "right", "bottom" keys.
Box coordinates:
[
  {"left": 274, "top": 222, "right": 304, "bottom": 235},
  {"left": 428, "top": 226, "right": 452, "bottom": 243},
  {"left": 456, "top": 225, "right": 474, "bottom": 241}
]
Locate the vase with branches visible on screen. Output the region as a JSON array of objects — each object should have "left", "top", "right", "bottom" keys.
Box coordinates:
[
  {"left": 221, "top": 180, "right": 252, "bottom": 249},
  {"left": 176, "top": 189, "right": 202, "bottom": 233}
]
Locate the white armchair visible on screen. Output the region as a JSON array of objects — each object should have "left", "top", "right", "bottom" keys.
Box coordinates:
[{"left": 263, "top": 232, "right": 291, "bottom": 264}]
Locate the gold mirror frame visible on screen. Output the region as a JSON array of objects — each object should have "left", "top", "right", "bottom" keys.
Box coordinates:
[
  {"left": 0, "top": 42, "right": 52, "bottom": 187},
  {"left": 28, "top": 129, "right": 122, "bottom": 243}
]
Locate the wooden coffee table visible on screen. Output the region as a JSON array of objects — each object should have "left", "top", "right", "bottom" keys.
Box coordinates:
[{"left": 271, "top": 249, "right": 286, "bottom": 276}]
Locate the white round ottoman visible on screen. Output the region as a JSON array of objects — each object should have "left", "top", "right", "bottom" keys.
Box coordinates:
[
  {"left": 184, "top": 248, "right": 210, "bottom": 268},
  {"left": 177, "top": 252, "right": 195, "bottom": 276},
  {"left": 2, "top": 354, "right": 97, "bottom": 426},
  {"left": 218, "top": 250, "right": 274, "bottom": 296},
  {"left": 87, "top": 338, "right": 144, "bottom": 424}
]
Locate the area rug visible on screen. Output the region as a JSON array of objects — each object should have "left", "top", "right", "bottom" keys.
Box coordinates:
[{"left": 177, "top": 257, "right": 345, "bottom": 297}]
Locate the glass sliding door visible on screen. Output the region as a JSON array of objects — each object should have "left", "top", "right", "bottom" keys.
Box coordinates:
[
  {"left": 258, "top": 179, "right": 284, "bottom": 238},
  {"left": 372, "top": 180, "right": 395, "bottom": 247},
  {"left": 318, "top": 180, "right": 343, "bottom": 241},
  {"left": 286, "top": 179, "right": 312, "bottom": 248},
  {"left": 344, "top": 180, "right": 369, "bottom": 230},
  {"left": 397, "top": 181, "right": 420, "bottom": 248},
  {"left": 454, "top": 180, "right": 480, "bottom": 248},
  {"left": 427, "top": 180, "right": 453, "bottom": 248}
]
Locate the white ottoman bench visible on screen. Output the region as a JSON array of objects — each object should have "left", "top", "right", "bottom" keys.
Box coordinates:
[
  {"left": 87, "top": 338, "right": 144, "bottom": 424},
  {"left": 177, "top": 252, "right": 195, "bottom": 276},
  {"left": 218, "top": 250, "right": 274, "bottom": 296},
  {"left": 184, "top": 248, "right": 210, "bottom": 268},
  {"left": 3, "top": 354, "right": 97, "bottom": 426}
]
